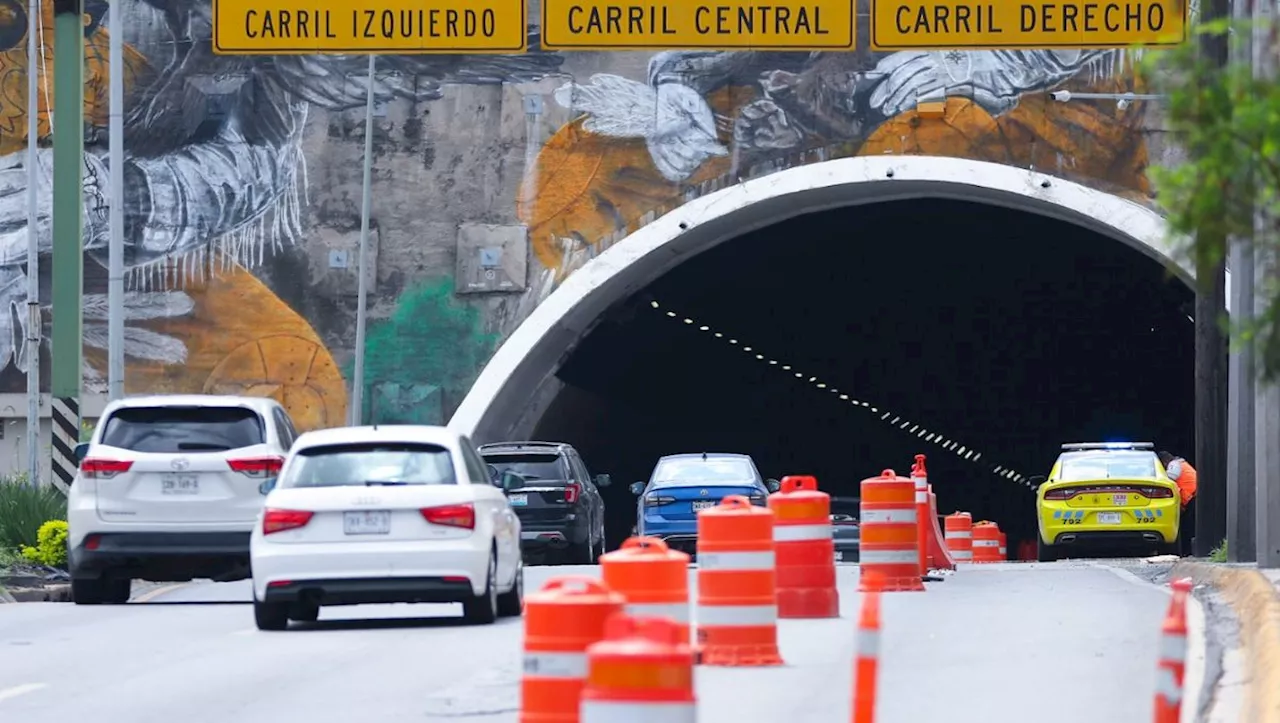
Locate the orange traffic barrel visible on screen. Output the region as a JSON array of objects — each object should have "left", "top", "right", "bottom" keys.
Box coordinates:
[
  {"left": 972, "top": 522, "right": 1002, "bottom": 563},
  {"left": 695, "top": 495, "right": 783, "bottom": 666},
  {"left": 944, "top": 512, "right": 974, "bottom": 563},
  {"left": 998, "top": 532, "right": 1008, "bottom": 560},
  {"left": 858, "top": 470, "right": 925, "bottom": 592},
  {"left": 1154, "top": 578, "right": 1192, "bottom": 723},
  {"left": 521, "top": 576, "right": 626, "bottom": 723},
  {"left": 580, "top": 614, "right": 696, "bottom": 722},
  {"left": 600, "top": 537, "right": 692, "bottom": 644},
  {"left": 769, "top": 475, "right": 839, "bottom": 618}
]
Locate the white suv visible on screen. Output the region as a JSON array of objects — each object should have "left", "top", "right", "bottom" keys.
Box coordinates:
[{"left": 67, "top": 394, "right": 299, "bottom": 604}]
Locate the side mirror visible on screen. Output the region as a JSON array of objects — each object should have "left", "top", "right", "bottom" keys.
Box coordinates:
[
  {"left": 74, "top": 443, "right": 89, "bottom": 466},
  {"left": 258, "top": 478, "right": 277, "bottom": 496},
  {"left": 629, "top": 481, "right": 646, "bottom": 496},
  {"left": 1028, "top": 475, "right": 1047, "bottom": 486},
  {"left": 501, "top": 471, "right": 523, "bottom": 491},
  {"left": 765, "top": 478, "right": 781, "bottom": 493},
  {"left": 595, "top": 474, "right": 612, "bottom": 488}
]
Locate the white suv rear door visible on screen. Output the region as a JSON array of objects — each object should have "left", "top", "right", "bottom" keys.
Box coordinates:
[{"left": 90, "top": 405, "right": 283, "bottom": 524}]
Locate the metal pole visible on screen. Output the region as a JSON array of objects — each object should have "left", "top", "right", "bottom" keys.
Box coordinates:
[
  {"left": 107, "top": 0, "right": 124, "bottom": 401},
  {"left": 49, "top": 0, "right": 85, "bottom": 495},
  {"left": 25, "top": 0, "right": 41, "bottom": 485},
  {"left": 349, "top": 54, "right": 376, "bottom": 427}
]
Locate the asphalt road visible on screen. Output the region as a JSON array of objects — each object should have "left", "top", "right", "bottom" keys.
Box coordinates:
[{"left": 0, "top": 561, "right": 1174, "bottom": 722}]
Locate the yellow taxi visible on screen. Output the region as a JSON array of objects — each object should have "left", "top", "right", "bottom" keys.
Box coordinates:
[{"left": 1033, "top": 442, "right": 1180, "bottom": 562}]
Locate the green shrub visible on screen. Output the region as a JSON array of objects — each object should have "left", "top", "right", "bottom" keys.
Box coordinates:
[
  {"left": 0, "top": 477, "right": 68, "bottom": 552},
  {"left": 1210, "top": 539, "right": 1229, "bottom": 563},
  {"left": 21, "top": 520, "right": 68, "bottom": 568}
]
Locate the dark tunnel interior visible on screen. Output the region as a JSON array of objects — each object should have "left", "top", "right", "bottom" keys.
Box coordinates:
[{"left": 529, "top": 198, "right": 1197, "bottom": 555}]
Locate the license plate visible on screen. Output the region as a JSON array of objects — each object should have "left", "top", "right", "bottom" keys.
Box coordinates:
[
  {"left": 161, "top": 475, "right": 199, "bottom": 495},
  {"left": 508, "top": 494, "right": 528, "bottom": 506},
  {"left": 692, "top": 500, "right": 717, "bottom": 511},
  {"left": 1098, "top": 512, "right": 1123, "bottom": 525},
  {"left": 344, "top": 510, "right": 391, "bottom": 535},
  {"left": 1111, "top": 494, "right": 1129, "bottom": 505}
]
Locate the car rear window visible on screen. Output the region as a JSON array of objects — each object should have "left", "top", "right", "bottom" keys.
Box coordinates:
[
  {"left": 482, "top": 453, "right": 566, "bottom": 482},
  {"left": 652, "top": 457, "right": 755, "bottom": 486},
  {"left": 1058, "top": 452, "right": 1158, "bottom": 481},
  {"left": 284, "top": 443, "right": 457, "bottom": 488},
  {"left": 99, "top": 406, "right": 265, "bottom": 453}
]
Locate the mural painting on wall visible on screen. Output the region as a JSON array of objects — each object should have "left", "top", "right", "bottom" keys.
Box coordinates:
[
  {"left": 0, "top": 1, "right": 561, "bottom": 431},
  {"left": 523, "top": 46, "right": 1153, "bottom": 291}
]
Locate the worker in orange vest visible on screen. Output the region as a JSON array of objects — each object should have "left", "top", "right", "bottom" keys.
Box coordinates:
[{"left": 1158, "top": 451, "right": 1197, "bottom": 555}]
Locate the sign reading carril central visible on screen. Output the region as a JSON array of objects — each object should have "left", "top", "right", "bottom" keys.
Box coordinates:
[
  {"left": 870, "top": 0, "right": 1187, "bottom": 49},
  {"left": 212, "top": 0, "right": 528, "bottom": 54},
  {"left": 540, "top": 0, "right": 856, "bottom": 50}
]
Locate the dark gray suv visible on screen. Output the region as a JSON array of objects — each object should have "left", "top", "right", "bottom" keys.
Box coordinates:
[{"left": 478, "top": 441, "right": 610, "bottom": 564}]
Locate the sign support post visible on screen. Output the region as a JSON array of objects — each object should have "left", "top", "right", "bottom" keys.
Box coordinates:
[
  {"left": 349, "top": 54, "right": 376, "bottom": 427},
  {"left": 25, "top": 0, "right": 41, "bottom": 485}
]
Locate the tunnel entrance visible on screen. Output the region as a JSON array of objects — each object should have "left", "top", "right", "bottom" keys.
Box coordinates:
[{"left": 526, "top": 198, "right": 1196, "bottom": 552}]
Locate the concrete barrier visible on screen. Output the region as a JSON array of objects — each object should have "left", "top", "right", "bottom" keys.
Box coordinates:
[{"left": 1171, "top": 561, "right": 1280, "bottom": 722}]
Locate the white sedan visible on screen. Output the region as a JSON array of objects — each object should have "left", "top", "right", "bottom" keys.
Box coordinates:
[{"left": 249, "top": 425, "right": 524, "bottom": 630}]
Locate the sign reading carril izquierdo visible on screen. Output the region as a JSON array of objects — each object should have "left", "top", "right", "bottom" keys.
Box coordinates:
[
  {"left": 212, "top": 0, "right": 528, "bottom": 54},
  {"left": 540, "top": 0, "right": 856, "bottom": 50},
  {"left": 870, "top": 0, "right": 1187, "bottom": 49}
]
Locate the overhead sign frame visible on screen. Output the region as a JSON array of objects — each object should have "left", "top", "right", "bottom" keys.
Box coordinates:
[
  {"left": 211, "top": 0, "right": 529, "bottom": 55},
  {"left": 869, "top": 0, "right": 1189, "bottom": 50},
  {"left": 539, "top": 0, "right": 857, "bottom": 51}
]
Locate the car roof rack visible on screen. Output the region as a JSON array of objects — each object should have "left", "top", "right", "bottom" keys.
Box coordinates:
[{"left": 1061, "top": 442, "right": 1155, "bottom": 451}]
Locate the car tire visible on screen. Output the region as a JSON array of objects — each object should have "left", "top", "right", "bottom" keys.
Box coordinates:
[
  {"left": 497, "top": 561, "right": 524, "bottom": 618},
  {"left": 71, "top": 577, "right": 106, "bottom": 605},
  {"left": 290, "top": 603, "right": 320, "bottom": 623},
  {"left": 254, "top": 599, "right": 290, "bottom": 631},
  {"left": 102, "top": 576, "right": 132, "bottom": 605},
  {"left": 462, "top": 551, "right": 499, "bottom": 625},
  {"left": 1036, "top": 537, "right": 1059, "bottom": 563}
]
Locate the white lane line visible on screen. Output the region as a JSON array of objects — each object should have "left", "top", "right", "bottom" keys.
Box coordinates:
[
  {"left": 130, "top": 583, "right": 190, "bottom": 604},
  {"left": 0, "top": 683, "right": 48, "bottom": 703}
]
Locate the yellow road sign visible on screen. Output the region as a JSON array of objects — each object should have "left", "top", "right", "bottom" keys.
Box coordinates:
[
  {"left": 212, "top": 0, "right": 528, "bottom": 54},
  {"left": 870, "top": 0, "right": 1187, "bottom": 50},
  {"left": 540, "top": 0, "right": 856, "bottom": 50}
]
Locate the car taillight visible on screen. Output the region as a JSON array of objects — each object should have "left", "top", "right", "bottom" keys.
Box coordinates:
[
  {"left": 748, "top": 492, "right": 767, "bottom": 505},
  {"left": 564, "top": 483, "right": 581, "bottom": 504},
  {"left": 80, "top": 458, "right": 133, "bottom": 479},
  {"left": 1043, "top": 488, "right": 1074, "bottom": 501},
  {"left": 262, "top": 508, "right": 313, "bottom": 535},
  {"left": 1141, "top": 487, "right": 1175, "bottom": 499},
  {"left": 421, "top": 503, "right": 476, "bottom": 530},
  {"left": 228, "top": 456, "right": 285, "bottom": 478},
  {"left": 643, "top": 493, "right": 676, "bottom": 507}
]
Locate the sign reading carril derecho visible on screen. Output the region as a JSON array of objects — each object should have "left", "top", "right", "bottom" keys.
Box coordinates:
[
  {"left": 540, "top": 0, "right": 856, "bottom": 50},
  {"left": 870, "top": 0, "right": 1187, "bottom": 50},
  {"left": 212, "top": 0, "right": 528, "bottom": 54}
]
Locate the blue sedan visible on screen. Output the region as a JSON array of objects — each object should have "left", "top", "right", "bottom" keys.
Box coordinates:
[{"left": 629, "top": 452, "right": 780, "bottom": 554}]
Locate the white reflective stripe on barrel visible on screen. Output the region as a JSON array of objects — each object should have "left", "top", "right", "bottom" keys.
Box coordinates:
[
  {"left": 945, "top": 530, "right": 971, "bottom": 539},
  {"left": 860, "top": 509, "right": 916, "bottom": 524},
  {"left": 774, "top": 523, "right": 832, "bottom": 542},
  {"left": 696, "top": 604, "right": 778, "bottom": 626},
  {"left": 697, "top": 551, "right": 774, "bottom": 571},
  {"left": 915, "top": 491, "right": 928, "bottom": 503},
  {"left": 858, "top": 549, "right": 918, "bottom": 564},
  {"left": 523, "top": 651, "right": 589, "bottom": 678},
  {"left": 855, "top": 629, "right": 881, "bottom": 658},
  {"left": 625, "top": 601, "right": 690, "bottom": 622},
  {"left": 1154, "top": 666, "right": 1183, "bottom": 703},
  {"left": 1160, "top": 632, "right": 1187, "bottom": 663},
  {"left": 973, "top": 540, "right": 999, "bottom": 548},
  {"left": 952, "top": 550, "right": 973, "bottom": 560},
  {"left": 581, "top": 700, "right": 698, "bottom": 723}
]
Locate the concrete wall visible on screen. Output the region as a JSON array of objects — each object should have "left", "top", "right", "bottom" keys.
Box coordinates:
[
  {"left": 0, "top": 395, "right": 107, "bottom": 481},
  {"left": 0, "top": 1, "right": 1175, "bottom": 442}
]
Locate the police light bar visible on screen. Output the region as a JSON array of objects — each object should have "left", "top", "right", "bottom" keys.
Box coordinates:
[{"left": 1061, "top": 442, "right": 1155, "bottom": 451}]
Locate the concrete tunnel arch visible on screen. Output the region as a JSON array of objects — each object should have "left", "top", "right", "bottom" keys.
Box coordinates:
[{"left": 450, "top": 154, "right": 1226, "bottom": 444}]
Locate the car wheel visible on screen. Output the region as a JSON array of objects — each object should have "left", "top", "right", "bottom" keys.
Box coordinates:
[
  {"left": 497, "top": 560, "right": 524, "bottom": 617},
  {"left": 254, "top": 599, "right": 290, "bottom": 631},
  {"left": 290, "top": 603, "right": 320, "bottom": 623},
  {"left": 71, "top": 577, "right": 106, "bottom": 605},
  {"left": 1036, "top": 537, "right": 1058, "bottom": 563},
  {"left": 462, "top": 551, "right": 499, "bottom": 625},
  {"left": 103, "top": 576, "right": 132, "bottom": 604}
]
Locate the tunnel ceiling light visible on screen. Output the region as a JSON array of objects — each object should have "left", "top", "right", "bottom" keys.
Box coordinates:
[
  {"left": 744, "top": 346, "right": 753, "bottom": 351},
  {"left": 715, "top": 332, "right": 723, "bottom": 338},
  {"left": 870, "top": 406, "right": 878, "bottom": 412},
  {"left": 782, "top": 365, "right": 792, "bottom": 370},
  {"left": 699, "top": 325, "right": 709, "bottom": 331},
  {"left": 795, "top": 372, "right": 803, "bottom": 378},
  {"left": 861, "top": 402, "right": 870, "bottom": 407},
  {"left": 756, "top": 354, "right": 764, "bottom": 359},
  {"left": 808, "top": 376, "right": 817, "bottom": 383},
  {"left": 769, "top": 359, "right": 778, "bottom": 365},
  {"left": 684, "top": 318, "right": 694, "bottom": 324},
  {"left": 909, "top": 424, "right": 919, "bottom": 432},
  {"left": 917, "top": 428, "right": 927, "bottom": 437},
  {"left": 817, "top": 383, "right": 827, "bottom": 389},
  {"left": 651, "top": 300, "right": 660, "bottom": 308},
  {"left": 841, "top": 394, "right": 851, "bottom": 400},
  {"left": 667, "top": 311, "right": 677, "bottom": 317},
  {"left": 973, "top": 452, "right": 981, "bottom": 462},
  {"left": 729, "top": 339, "right": 738, "bottom": 344},
  {"left": 891, "top": 416, "right": 900, "bottom": 423},
  {"left": 958, "top": 445, "right": 967, "bottom": 455}
]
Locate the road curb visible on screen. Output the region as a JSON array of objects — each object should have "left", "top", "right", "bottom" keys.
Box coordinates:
[
  {"left": 0, "top": 584, "right": 71, "bottom": 603},
  {"left": 1171, "top": 561, "right": 1280, "bottom": 722}
]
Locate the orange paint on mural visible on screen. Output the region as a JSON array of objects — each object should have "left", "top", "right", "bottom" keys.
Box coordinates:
[
  {"left": 520, "top": 86, "right": 757, "bottom": 275},
  {"left": 102, "top": 261, "right": 348, "bottom": 433},
  {"left": 0, "top": 1, "right": 151, "bottom": 154}
]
